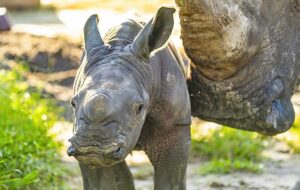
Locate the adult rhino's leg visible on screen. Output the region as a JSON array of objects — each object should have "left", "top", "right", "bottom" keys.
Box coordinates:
[
  {"left": 79, "top": 161, "right": 135, "bottom": 190},
  {"left": 145, "top": 125, "right": 190, "bottom": 190}
]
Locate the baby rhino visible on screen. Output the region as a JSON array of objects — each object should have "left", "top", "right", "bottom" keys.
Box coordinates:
[{"left": 67, "top": 7, "right": 191, "bottom": 190}]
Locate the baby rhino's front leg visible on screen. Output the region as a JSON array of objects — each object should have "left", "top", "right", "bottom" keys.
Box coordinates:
[
  {"left": 146, "top": 125, "right": 191, "bottom": 190},
  {"left": 79, "top": 161, "right": 135, "bottom": 190}
]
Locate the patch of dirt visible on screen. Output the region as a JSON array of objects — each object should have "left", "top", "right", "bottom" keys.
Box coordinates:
[
  {"left": 0, "top": 32, "right": 82, "bottom": 120},
  {"left": 0, "top": 31, "right": 81, "bottom": 74}
]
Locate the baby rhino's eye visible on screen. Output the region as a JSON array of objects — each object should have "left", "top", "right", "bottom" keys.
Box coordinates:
[
  {"left": 134, "top": 103, "right": 144, "bottom": 115},
  {"left": 70, "top": 95, "right": 78, "bottom": 108}
]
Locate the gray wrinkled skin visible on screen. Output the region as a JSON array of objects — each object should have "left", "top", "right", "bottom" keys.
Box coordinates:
[
  {"left": 68, "top": 7, "right": 191, "bottom": 190},
  {"left": 176, "top": 0, "right": 300, "bottom": 135}
]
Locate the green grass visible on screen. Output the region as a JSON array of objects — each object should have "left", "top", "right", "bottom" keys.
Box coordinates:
[
  {"left": 0, "top": 64, "right": 66, "bottom": 189},
  {"left": 191, "top": 124, "right": 267, "bottom": 174},
  {"left": 199, "top": 159, "right": 263, "bottom": 175},
  {"left": 276, "top": 116, "right": 300, "bottom": 154},
  {"left": 190, "top": 118, "right": 300, "bottom": 174},
  {"left": 286, "top": 125, "right": 300, "bottom": 153}
]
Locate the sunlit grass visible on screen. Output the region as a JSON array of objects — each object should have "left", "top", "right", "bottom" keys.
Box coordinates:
[
  {"left": 276, "top": 116, "right": 300, "bottom": 154},
  {"left": 191, "top": 120, "right": 267, "bottom": 174},
  {"left": 199, "top": 159, "right": 263, "bottom": 175},
  {"left": 0, "top": 63, "right": 66, "bottom": 189},
  {"left": 191, "top": 115, "right": 300, "bottom": 175}
]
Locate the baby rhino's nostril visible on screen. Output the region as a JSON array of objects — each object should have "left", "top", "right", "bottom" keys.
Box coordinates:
[
  {"left": 112, "top": 147, "right": 124, "bottom": 159},
  {"left": 67, "top": 145, "right": 77, "bottom": 157}
]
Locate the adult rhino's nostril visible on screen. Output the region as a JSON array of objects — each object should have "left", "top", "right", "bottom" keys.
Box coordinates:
[
  {"left": 67, "top": 145, "right": 77, "bottom": 157},
  {"left": 267, "top": 78, "right": 284, "bottom": 100}
]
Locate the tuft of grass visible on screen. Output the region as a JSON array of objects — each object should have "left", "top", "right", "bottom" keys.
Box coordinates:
[
  {"left": 191, "top": 123, "right": 266, "bottom": 174},
  {"left": 0, "top": 63, "right": 66, "bottom": 189}
]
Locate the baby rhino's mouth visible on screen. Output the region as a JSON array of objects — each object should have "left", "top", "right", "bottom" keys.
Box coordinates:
[
  {"left": 67, "top": 144, "right": 125, "bottom": 166},
  {"left": 67, "top": 134, "right": 127, "bottom": 166}
]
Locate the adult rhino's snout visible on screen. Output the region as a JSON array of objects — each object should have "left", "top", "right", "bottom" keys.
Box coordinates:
[
  {"left": 265, "top": 99, "right": 294, "bottom": 135},
  {"left": 263, "top": 78, "right": 295, "bottom": 135}
]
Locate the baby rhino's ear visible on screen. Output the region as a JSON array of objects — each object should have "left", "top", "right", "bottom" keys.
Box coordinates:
[
  {"left": 83, "top": 14, "right": 104, "bottom": 61},
  {"left": 131, "top": 7, "right": 175, "bottom": 60}
]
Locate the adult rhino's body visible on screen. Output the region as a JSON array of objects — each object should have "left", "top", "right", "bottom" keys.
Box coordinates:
[
  {"left": 176, "top": 0, "right": 300, "bottom": 135},
  {"left": 68, "top": 8, "right": 191, "bottom": 190}
]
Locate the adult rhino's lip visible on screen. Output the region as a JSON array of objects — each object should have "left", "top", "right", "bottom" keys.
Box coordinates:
[
  {"left": 264, "top": 98, "right": 295, "bottom": 135},
  {"left": 257, "top": 78, "right": 294, "bottom": 135},
  {"left": 213, "top": 98, "right": 295, "bottom": 136}
]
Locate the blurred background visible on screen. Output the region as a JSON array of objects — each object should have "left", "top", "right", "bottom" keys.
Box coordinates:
[{"left": 0, "top": 0, "right": 300, "bottom": 189}]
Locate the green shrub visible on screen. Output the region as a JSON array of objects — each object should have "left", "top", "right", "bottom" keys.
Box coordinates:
[
  {"left": 0, "top": 65, "right": 65, "bottom": 189},
  {"left": 191, "top": 124, "right": 266, "bottom": 174}
]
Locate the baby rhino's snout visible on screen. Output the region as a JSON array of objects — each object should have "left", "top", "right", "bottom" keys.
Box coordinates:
[
  {"left": 68, "top": 92, "right": 129, "bottom": 163},
  {"left": 67, "top": 135, "right": 127, "bottom": 167},
  {"left": 67, "top": 142, "right": 125, "bottom": 160}
]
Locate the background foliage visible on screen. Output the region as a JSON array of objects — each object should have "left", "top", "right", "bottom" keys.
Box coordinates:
[
  {"left": 0, "top": 63, "right": 65, "bottom": 189},
  {"left": 190, "top": 119, "right": 300, "bottom": 174}
]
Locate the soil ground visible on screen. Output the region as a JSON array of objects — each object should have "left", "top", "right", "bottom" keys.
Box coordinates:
[
  {"left": 53, "top": 120, "right": 300, "bottom": 190},
  {"left": 2, "top": 9, "right": 300, "bottom": 190}
]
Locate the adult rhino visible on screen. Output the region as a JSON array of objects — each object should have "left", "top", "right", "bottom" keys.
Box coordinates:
[{"left": 176, "top": 0, "right": 300, "bottom": 135}]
